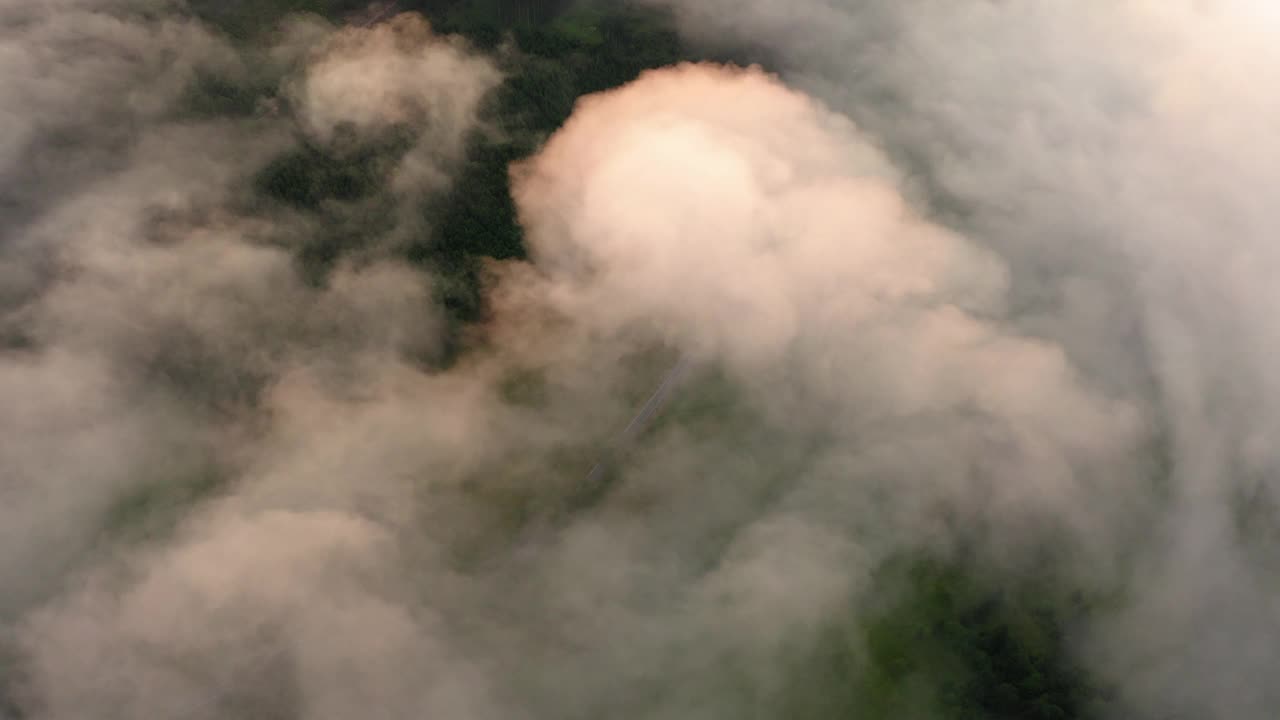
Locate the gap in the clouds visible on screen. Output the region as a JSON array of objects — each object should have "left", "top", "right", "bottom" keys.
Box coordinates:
[
  {"left": 792, "top": 551, "right": 1109, "bottom": 720},
  {"left": 100, "top": 459, "right": 229, "bottom": 546}
]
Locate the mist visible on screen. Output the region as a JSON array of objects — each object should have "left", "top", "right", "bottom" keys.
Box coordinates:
[
  {"left": 2, "top": 1, "right": 1277, "bottom": 719},
  {"left": 642, "top": 0, "right": 1280, "bottom": 717}
]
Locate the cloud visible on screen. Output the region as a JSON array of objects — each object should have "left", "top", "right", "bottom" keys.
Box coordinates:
[
  {"left": 635, "top": 1, "right": 1280, "bottom": 716},
  {"left": 289, "top": 12, "right": 502, "bottom": 197},
  {"left": 0, "top": 4, "right": 502, "bottom": 716},
  {"left": 5, "top": 41, "right": 1145, "bottom": 713},
  {"left": 6, "top": 1, "right": 1277, "bottom": 718},
  {"left": 18, "top": 510, "right": 499, "bottom": 720},
  {"left": 512, "top": 63, "right": 1138, "bottom": 525}
]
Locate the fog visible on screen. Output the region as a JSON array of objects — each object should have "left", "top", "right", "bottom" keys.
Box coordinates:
[
  {"left": 1, "top": 1, "right": 1277, "bottom": 718},
  {"left": 644, "top": 1, "right": 1280, "bottom": 716}
]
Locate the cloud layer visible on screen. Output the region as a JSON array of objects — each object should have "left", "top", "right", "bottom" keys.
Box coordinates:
[
  {"left": 640, "top": 1, "right": 1280, "bottom": 716},
  {"left": 3, "top": 1, "right": 1278, "bottom": 718}
]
